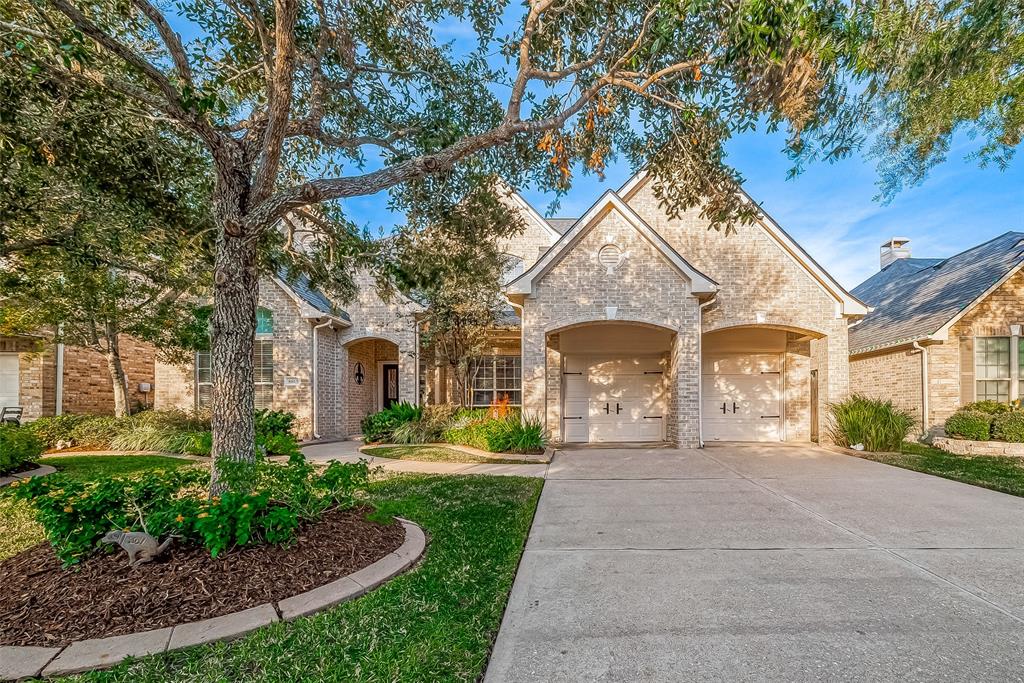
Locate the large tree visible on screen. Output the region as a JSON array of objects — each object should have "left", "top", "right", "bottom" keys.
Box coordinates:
[
  {"left": 2, "top": 0, "right": 937, "bottom": 461},
  {"left": 0, "top": 72, "right": 213, "bottom": 415}
]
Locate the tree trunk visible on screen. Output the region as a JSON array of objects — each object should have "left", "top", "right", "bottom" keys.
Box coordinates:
[
  {"left": 210, "top": 224, "right": 259, "bottom": 469},
  {"left": 102, "top": 328, "right": 130, "bottom": 418}
]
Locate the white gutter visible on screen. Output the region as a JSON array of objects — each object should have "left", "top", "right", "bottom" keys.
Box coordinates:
[
  {"left": 311, "top": 318, "right": 334, "bottom": 439},
  {"left": 912, "top": 342, "right": 929, "bottom": 438},
  {"left": 55, "top": 335, "right": 65, "bottom": 416},
  {"left": 697, "top": 296, "right": 717, "bottom": 447}
]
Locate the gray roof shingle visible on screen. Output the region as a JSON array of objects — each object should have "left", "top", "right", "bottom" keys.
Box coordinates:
[
  {"left": 546, "top": 217, "right": 577, "bottom": 234},
  {"left": 849, "top": 232, "right": 1024, "bottom": 354},
  {"left": 278, "top": 269, "right": 351, "bottom": 322}
]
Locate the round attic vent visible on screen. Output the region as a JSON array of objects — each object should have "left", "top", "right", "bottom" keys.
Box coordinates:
[{"left": 598, "top": 244, "right": 623, "bottom": 272}]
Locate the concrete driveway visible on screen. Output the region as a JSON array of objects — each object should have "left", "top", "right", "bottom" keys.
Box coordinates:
[{"left": 485, "top": 443, "right": 1024, "bottom": 682}]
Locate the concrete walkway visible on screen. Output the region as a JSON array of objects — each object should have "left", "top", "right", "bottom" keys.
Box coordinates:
[
  {"left": 486, "top": 443, "right": 1024, "bottom": 682},
  {"left": 301, "top": 441, "right": 547, "bottom": 478}
]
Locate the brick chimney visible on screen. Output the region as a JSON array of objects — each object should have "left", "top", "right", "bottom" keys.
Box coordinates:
[{"left": 880, "top": 237, "right": 911, "bottom": 270}]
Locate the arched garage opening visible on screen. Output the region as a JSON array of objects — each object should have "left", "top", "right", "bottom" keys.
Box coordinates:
[
  {"left": 556, "top": 322, "right": 674, "bottom": 444},
  {"left": 701, "top": 325, "right": 822, "bottom": 443}
]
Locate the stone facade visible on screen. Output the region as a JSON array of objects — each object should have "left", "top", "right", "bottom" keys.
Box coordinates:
[{"left": 934, "top": 436, "right": 1024, "bottom": 457}]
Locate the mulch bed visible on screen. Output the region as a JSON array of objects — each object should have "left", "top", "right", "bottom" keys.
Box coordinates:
[{"left": 0, "top": 506, "right": 404, "bottom": 647}]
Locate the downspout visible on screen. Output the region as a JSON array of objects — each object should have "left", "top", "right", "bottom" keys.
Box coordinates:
[
  {"left": 912, "top": 342, "right": 929, "bottom": 439},
  {"left": 697, "top": 296, "right": 717, "bottom": 447},
  {"left": 55, "top": 324, "right": 65, "bottom": 416},
  {"left": 311, "top": 318, "right": 333, "bottom": 440}
]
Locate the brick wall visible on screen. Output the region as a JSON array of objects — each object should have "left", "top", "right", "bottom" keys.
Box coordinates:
[
  {"left": 519, "top": 207, "right": 700, "bottom": 445},
  {"left": 849, "top": 346, "right": 924, "bottom": 426},
  {"left": 61, "top": 337, "right": 157, "bottom": 415},
  {"left": 496, "top": 192, "right": 559, "bottom": 268},
  {"left": 623, "top": 178, "right": 850, "bottom": 442}
]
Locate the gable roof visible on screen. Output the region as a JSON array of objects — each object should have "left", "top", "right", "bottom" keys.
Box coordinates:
[
  {"left": 616, "top": 169, "right": 869, "bottom": 317},
  {"left": 506, "top": 190, "right": 718, "bottom": 296},
  {"left": 545, "top": 217, "right": 577, "bottom": 234},
  {"left": 274, "top": 269, "right": 352, "bottom": 323},
  {"left": 849, "top": 231, "right": 1024, "bottom": 354}
]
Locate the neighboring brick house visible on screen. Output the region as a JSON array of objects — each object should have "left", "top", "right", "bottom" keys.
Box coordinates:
[
  {"left": 150, "top": 169, "right": 866, "bottom": 446},
  {"left": 850, "top": 233, "right": 1024, "bottom": 436},
  {"left": 0, "top": 332, "right": 156, "bottom": 419}
]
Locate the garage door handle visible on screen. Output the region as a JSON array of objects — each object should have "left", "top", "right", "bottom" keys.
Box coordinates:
[
  {"left": 761, "top": 415, "right": 780, "bottom": 419},
  {"left": 643, "top": 415, "right": 663, "bottom": 419},
  {"left": 564, "top": 416, "right": 583, "bottom": 420}
]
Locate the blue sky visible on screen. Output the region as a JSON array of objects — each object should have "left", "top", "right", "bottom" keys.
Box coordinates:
[
  {"left": 165, "top": 8, "right": 1023, "bottom": 291},
  {"left": 347, "top": 128, "right": 1024, "bottom": 290}
]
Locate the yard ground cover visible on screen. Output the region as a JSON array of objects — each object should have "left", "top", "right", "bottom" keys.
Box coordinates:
[
  {"left": 363, "top": 444, "right": 532, "bottom": 464},
  {"left": 858, "top": 442, "right": 1024, "bottom": 497},
  {"left": 1, "top": 455, "right": 192, "bottom": 561},
  {"left": 6, "top": 469, "right": 543, "bottom": 682}
]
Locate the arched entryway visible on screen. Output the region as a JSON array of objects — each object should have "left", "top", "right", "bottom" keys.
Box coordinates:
[
  {"left": 343, "top": 336, "right": 401, "bottom": 436},
  {"left": 701, "top": 325, "right": 823, "bottom": 443},
  {"left": 554, "top": 321, "right": 675, "bottom": 444}
]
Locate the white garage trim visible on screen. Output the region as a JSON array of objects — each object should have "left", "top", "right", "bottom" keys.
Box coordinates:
[{"left": 0, "top": 353, "right": 20, "bottom": 411}]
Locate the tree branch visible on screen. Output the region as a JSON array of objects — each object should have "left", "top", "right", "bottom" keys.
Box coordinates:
[
  {"left": 132, "top": 0, "right": 195, "bottom": 86},
  {"left": 250, "top": 0, "right": 299, "bottom": 205}
]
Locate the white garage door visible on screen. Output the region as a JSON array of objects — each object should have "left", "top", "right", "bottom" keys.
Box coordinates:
[
  {"left": 563, "top": 355, "right": 667, "bottom": 443},
  {"left": 0, "top": 354, "right": 19, "bottom": 410},
  {"left": 702, "top": 353, "right": 782, "bottom": 442}
]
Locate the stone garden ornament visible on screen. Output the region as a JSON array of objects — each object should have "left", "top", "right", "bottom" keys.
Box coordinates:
[{"left": 101, "top": 530, "right": 174, "bottom": 567}]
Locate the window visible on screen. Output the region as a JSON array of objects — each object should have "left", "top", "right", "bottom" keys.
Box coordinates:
[
  {"left": 470, "top": 355, "right": 521, "bottom": 407},
  {"left": 254, "top": 340, "right": 274, "bottom": 409},
  {"left": 196, "top": 351, "right": 213, "bottom": 409},
  {"left": 256, "top": 308, "right": 274, "bottom": 335},
  {"left": 194, "top": 340, "right": 274, "bottom": 410},
  {"left": 976, "top": 337, "right": 1011, "bottom": 402}
]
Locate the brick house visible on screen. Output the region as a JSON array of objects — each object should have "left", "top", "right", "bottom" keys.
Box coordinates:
[
  {"left": 0, "top": 332, "right": 156, "bottom": 419},
  {"left": 850, "top": 233, "right": 1024, "bottom": 436},
  {"left": 154, "top": 169, "right": 866, "bottom": 446}
]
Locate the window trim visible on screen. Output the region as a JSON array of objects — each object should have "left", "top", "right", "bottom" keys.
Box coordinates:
[
  {"left": 469, "top": 354, "right": 522, "bottom": 408},
  {"left": 974, "top": 335, "right": 1012, "bottom": 403}
]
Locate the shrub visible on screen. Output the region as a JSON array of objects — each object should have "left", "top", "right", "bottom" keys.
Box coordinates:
[
  {"left": 25, "top": 414, "right": 90, "bottom": 448},
  {"left": 109, "top": 426, "right": 205, "bottom": 454},
  {"left": 944, "top": 410, "right": 993, "bottom": 441},
  {"left": 963, "top": 400, "right": 1012, "bottom": 415},
  {"left": 68, "top": 416, "right": 121, "bottom": 449},
  {"left": 8, "top": 466, "right": 208, "bottom": 564},
  {"left": 390, "top": 404, "right": 461, "bottom": 444},
  {"left": 9, "top": 454, "right": 371, "bottom": 563},
  {"left": 254, "top": 409, "right": 296, "bottom": 438},
  {"left": 829, "top": 394, "right": 916, "bottom": 452},
  {"left": 993, "top": 411, "right": 1024, "bottom": 442},
  {"left": 444, "top": 413, "right": 547, "bottom": 454},
  {"left": 361, "top": 402, "right": 422, "bottom": 442},
  {"left": 183, "top": 431, "right": 213, "bottom": 456},
  {"left": 258, "top": 431, "right": 301, "bottom": 456},
  {"left": 0, "top": 426, "right": 44, "bottom": 475}
]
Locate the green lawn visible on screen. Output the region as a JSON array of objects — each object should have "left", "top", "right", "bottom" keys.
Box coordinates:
[
  {"left": 1, "top": 455, "right": 194, "bottom": 561},
  {"left": 857, "top": 442, "right": 1024, "bottom": 497},
  {"left": 364, "top": 444, "right": 534, "bottom": 464},
  {"left": 7, "top": 467, "right": 542, "bottom": 682},
  {"left": 42, "top": 454, "right": 192, "bottom": 480}
]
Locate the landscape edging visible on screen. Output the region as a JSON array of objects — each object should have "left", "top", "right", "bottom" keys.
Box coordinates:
[
  {"left": 0, "top": 464, "right": 56, "bottom": 489},
  {"left": 1, "top": 519, "right": 426, "bottom": 681},
  {"left": 361, "top": 442, "right": 551, "bottom": 463},
  {"left": 933, "top": 435, "right": 1024, "bottom": 457}
]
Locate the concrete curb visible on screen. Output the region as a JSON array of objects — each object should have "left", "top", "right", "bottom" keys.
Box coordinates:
[
  {"left": 3, "top": 519, "right": 426, "bottom": 680},
  {"left": 360, "top": 443, "right": 551, "bottom": 464},
  {"left": 0, "top": 464, "right": 56, "bottom": 488}
]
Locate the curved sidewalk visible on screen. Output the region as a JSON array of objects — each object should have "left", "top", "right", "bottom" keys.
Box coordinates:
[{"left": 301, "top": 441, "right": 548, "bottom": 478}]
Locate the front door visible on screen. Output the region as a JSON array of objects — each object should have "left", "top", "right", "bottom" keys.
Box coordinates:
[{"left": 382, "top": 363, "right": 400, "bottom": 409}]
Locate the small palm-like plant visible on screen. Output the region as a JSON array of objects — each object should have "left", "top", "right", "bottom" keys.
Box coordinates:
[{"left": 829, "top": 395, "right": 916, "bottom": 452}]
